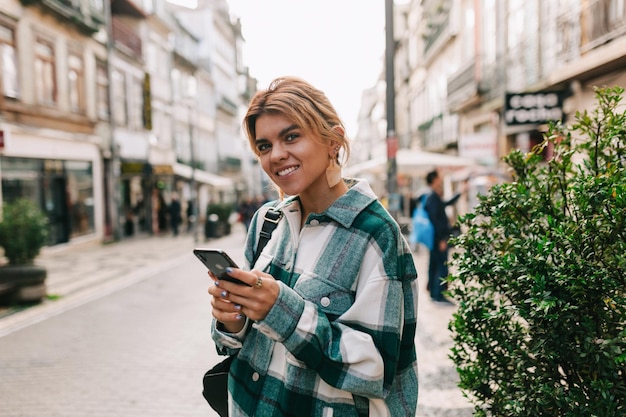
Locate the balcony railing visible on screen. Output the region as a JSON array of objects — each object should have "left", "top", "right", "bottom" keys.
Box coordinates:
[
  {"left": 581, "top": 0, "right": 626, "bottom": 51},
  {"left": 20, "top": 0, "right": 103, "bottom": 33},
  {"left": 556, "top": 0, "right": 626, "bottom": 63}
]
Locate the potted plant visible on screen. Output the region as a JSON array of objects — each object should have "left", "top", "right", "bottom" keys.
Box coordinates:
[
  {"left": 204, "top": 202, "right": 234, "bottom": 239},
  {"left": 0, "top": 198, "right": 49, "bottom": 304}
]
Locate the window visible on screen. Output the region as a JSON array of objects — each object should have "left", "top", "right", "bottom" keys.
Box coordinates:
[
  {"left": 68, "top": 51, "right": 85, "bottom": 113},
  {"left": 129, "top": 76, "right": 143, "bottom": 130},
  {"left": 96, "top": 61, "right": 109, "bottom": 120},
  {"left": 0, "top": 22, "right": 19, "bottom": 98},
  {"left": 112, "top": 70, "right": 127, "bottom": 126},
  {"left": 34, "top": 38, "right": 56, "bottom": 105}
]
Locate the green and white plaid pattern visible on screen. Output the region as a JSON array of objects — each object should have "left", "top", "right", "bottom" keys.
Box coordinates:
[{"left": 213, "top": 179, "right": 419, "bottom": 417}]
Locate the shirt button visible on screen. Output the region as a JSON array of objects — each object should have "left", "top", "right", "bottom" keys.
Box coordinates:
[
  {"left": 310, "top": 219, "right": 319, "bottom": 226},
  {"left": 320, "top": 297, "right": 331, "bottom": 307},
  {"left": 252, "top": 372, "right": 260, "bottom": 382}
]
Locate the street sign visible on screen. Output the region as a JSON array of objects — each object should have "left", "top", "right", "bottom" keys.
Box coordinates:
[{"left": 504, "top": 91, "right": 565, "bottom": 126}]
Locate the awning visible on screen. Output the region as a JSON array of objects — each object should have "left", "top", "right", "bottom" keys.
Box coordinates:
[
  {"left": 344, "top": 149, "right": 477, "bottom": 177},
  {"left": 173, "top": 163, "right": 233, "bottom": 188}
]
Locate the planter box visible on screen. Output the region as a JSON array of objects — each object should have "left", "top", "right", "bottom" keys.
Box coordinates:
[{"left": 0, "top": 264, "right": 47, "bottom": 304}]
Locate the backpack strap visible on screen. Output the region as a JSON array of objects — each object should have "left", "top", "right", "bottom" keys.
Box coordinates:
[{"left": 251, "top": 206, "right": 282, "bottom": 266}]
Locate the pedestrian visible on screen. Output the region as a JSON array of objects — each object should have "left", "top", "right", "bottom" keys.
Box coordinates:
[
  {"left": 206, "top": 76, "right": 419, "bottom": 416},
  {"left": 186, "top": 199, "right": 195, "bottom": 233},
  {"left": 236, "top": 196, "right": 258, "bottom": 232},
  {"left": 169, "top": 192, "right": 182, "bottom": 236},
  {"left": 424, "top": 169, "right": 461, "bottom": 304}
]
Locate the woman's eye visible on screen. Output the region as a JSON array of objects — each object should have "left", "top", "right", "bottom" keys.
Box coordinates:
[
  {"left": 256, "top": 143, "right": 271, "bottom": 153},
  {"left": 285, "top": 133, "right": 298, "bottom": 142}
]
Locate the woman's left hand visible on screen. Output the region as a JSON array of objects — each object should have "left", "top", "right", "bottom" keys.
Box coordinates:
[{"left": 212, "top": 268, "right": 280, "bottom": 322}]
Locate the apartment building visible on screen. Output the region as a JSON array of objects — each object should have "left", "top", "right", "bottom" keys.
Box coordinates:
[
  {"left": 416, "top": 0, "right": 626, "bottom": 167},
  {"left": 352, "top": 0, "right": 626, "bottom": 208},
  {"left": 0, "top": 0, "right": 107, "bottom": 245},
  {"left": 0, "top": 0, "right": 250, "bottom": 246}
]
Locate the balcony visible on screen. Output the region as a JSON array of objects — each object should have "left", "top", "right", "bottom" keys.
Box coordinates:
[
  {"left": 217, "top": 95, "right": 238, "bottom": 116},
  {"left": 20, "top": 0, "right": 103, "bottom": 33},
  {"left": 447, "top": 59, "right": 479, "bottom": 110},
  {"left": 112, "top": 17, "right": 142, "bottom": 58},
  {"left": 557, "top": 0, "right": 626, "bottom": 63}
]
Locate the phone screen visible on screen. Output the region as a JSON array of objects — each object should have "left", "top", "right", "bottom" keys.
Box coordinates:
[{"left": 193, "top": 248, "right": 247, "bottom": 285}]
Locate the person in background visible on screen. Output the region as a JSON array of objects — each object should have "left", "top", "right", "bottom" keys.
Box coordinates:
[
  {"left": 236, "top": 196, "right": 258, "bottom": 232},
  {"left": 186, "top": 200, "right": 194, "bottom": 233},
  {"left": 169, "top": 192, "right": 182, "bottom": 236},
  {"left": 424, "top": 169, "right": 461, "bottom": 304},
  {"left": 206, "top": 76, "right": 419, "bottom": 416}
]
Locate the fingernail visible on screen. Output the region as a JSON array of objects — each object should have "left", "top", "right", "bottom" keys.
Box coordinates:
[
  {"left": 235, "top": 314, "right": 243, "bottom": 320},
  {"left": 234, "top": 304, "right": 242, "bottom": 310},
  {"left": 225, "top": 267, "right": 233, "bottom": 273},
  {"left": 221, "top": 290, "right": 228, "bottom": 298},
  {"left": 214, "top": 280, "right": 220, "bottom": 286}
]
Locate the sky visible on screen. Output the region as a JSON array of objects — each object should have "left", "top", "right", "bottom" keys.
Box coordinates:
[{"left": 168, "top": 0, "right": 388, "bottom": 137}]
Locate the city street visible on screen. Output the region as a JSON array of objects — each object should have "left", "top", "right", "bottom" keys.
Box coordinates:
[{"left": 0, "top": 223, "right": 472, "bottom": 417}]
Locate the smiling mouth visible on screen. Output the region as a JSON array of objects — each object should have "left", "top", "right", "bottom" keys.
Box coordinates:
[{"left": 276, "top": 166, "right": 300, "bottom": 177}]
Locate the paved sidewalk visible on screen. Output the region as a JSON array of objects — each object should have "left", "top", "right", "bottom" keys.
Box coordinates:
[
  {"left": 0, "top": 227, "right": 217, "bottom": 336},
  {"left": 0, "top": 223, "right": 472, "bottom": 416}
]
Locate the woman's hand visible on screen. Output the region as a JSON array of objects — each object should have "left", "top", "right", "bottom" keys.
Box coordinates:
[{"left": 208, "top": 267, "right": 280, "bottom": 332}]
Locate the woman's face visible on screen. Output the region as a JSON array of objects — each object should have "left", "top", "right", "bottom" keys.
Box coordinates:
[{"left": 253, "top": 113, "right": 332, "bottom": 198}]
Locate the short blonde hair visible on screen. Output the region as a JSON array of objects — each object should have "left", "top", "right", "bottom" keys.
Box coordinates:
[{"left": 243, "top": 76, "right": 350, "bottom": 164}]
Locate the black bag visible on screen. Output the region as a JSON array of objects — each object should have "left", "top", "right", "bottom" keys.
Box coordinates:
[
  {"left": 202, "top": 355, "right": 235, "bottom": 417},
  {"left": 201, "top": 207, "right": 281, "bottom": 416}
]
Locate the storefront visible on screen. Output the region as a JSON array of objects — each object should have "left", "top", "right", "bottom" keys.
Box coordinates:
[
  {"left": 0, "top": 126, "right": 104, "bottom": 245},
  {"left": 119, "top": 161, "right": 174, "bottom": 236}
]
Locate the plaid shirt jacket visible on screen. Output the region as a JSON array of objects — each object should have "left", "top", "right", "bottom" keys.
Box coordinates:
[{"left": 212, "top": 179, "right": 419, "bottom": 417}]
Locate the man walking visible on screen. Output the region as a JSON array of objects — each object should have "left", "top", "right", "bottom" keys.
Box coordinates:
[
  {"left": 169, "top": 192, "right": 182, "bottom": 237},
  {"left": 424, "top": 169, "right": 461, "bottom": 304}
]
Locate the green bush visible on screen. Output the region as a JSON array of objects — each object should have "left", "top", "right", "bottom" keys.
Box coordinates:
[
  {"left": 206, "top": 202, "right": 234, "bottom": 223},
  {"left": 0, "top": 199, "right": 49, "bottom": 265},
  {"left": 448, "top": 86, "right": 626, "bottom": 416}
]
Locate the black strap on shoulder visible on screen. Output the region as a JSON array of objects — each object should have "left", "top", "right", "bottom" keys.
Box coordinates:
[{"left": 252, "top": 207, "right": 282, "bottom": 266}]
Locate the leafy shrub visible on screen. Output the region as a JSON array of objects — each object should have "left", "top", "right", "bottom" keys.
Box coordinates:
[
  {"left": 448, "top": 86, "right": 626, "bottom": 416},
  {"left": 0, "top": 199, "right": 49, "bottom": 265},
  {"left": 206, "top": 202, "right": 234, "bottom": 223}
]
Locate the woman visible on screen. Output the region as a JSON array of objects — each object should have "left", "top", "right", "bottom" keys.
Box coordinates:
[{"left": 208, "top": 76, "right": 419, "bottom": 416}]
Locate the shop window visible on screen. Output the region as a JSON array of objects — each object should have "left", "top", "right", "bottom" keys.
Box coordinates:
[{"left": 65, "top": 160, "right": 95, "bottom": 238}]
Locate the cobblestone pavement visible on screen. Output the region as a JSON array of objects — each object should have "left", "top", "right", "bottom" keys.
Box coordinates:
[{"left": 0, "top": 223, "right": 473, "bottom": 416}]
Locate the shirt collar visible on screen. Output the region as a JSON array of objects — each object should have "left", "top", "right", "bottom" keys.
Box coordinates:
[{"left": 279, "top": 178, "right": 378, "bottom": 228}]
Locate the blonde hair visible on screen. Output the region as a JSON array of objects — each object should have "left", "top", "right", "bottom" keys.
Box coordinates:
[{"left": 243, "top": 76, "right": 350, "bottom": 164}]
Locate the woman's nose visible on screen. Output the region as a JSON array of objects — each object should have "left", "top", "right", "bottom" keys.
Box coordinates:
[{"left": 270, "top": 143, "right": 288, "bottom": 161}]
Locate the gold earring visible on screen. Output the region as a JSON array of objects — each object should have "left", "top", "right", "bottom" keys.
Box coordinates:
[{"left": 326, "top": 157, "right": 341, "bottom": 188}]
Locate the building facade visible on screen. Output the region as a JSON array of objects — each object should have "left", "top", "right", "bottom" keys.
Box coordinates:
[{"left": 0, "top": 0, "right": 252, "bottom": 247}]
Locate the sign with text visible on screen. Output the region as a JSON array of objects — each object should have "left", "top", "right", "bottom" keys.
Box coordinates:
[{"left": 504, "top": 92, "right": 564, "bottom": 126}]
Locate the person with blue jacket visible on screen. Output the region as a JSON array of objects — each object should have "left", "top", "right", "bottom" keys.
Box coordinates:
[{"left": 206, "top": 76, "right": 419, "bottom": 416}]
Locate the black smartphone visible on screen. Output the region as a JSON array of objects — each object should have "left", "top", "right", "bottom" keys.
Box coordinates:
[{"left": 193, "top": 248, "right": 248, "bottom": 286}]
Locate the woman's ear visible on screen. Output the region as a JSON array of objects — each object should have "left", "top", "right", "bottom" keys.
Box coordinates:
[{"left": 328, "top": 125, "right": 345, "bottom": 157}]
